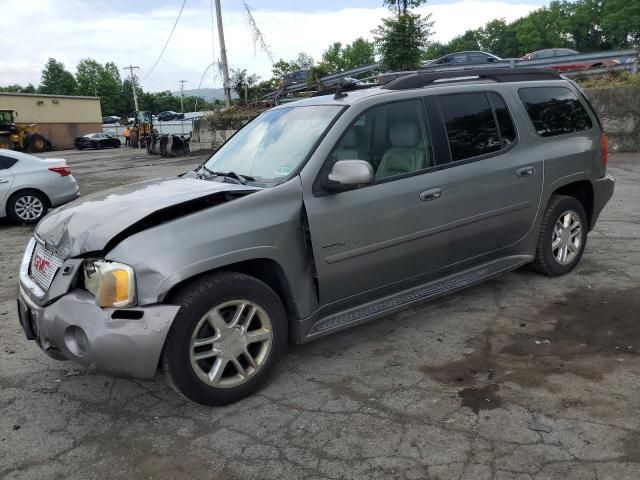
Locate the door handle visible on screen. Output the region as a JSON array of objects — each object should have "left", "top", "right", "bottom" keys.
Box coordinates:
[
  {"left": 517, "top": 166, "right": 535, "bottom": 177},
  {"left": 419, "top": 188, "right": 442, "bottom": 201},
  {"left": 0, "top": 179, "right": 9, "bottom": 184}
]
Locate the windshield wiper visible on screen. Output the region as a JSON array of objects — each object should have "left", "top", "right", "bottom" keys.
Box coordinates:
[{"left": 196, "top": 165, "right": 255, "bottom": 184}]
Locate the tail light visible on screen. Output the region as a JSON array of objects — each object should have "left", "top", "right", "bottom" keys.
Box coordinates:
[
  {"left": 600, "top": 133, "right": 608, "bottom": 170},
  {"left": 49, "top": 166, "right": 71, "bottom": 177}
]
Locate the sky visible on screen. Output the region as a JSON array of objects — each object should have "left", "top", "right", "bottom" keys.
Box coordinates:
[{"left": 0, "top": 0, "right": 546, "bottom": 93}]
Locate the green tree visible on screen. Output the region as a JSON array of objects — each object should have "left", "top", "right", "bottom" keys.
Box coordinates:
[
  {"left": 230, "top": 68, "right": 261, "bottom": 103},
  {"left": 321, "top": 38, "right": 376, "bottom": 72},
  {"left": 479, "top": 19, "right": 519, "bottom": 58},
  {"left": 374, "top": 12, "right": 433, "bottom": 70},
  {"left": 383, "top": 0, "right": 427, "bottom": 18},
  {"left": 0, "top": 83, "right": 36, "bottom": 93},
  {"left": 295, "top": 52, "right": 315, "bottom": 70},
  {"left": 601, "top": 0, "right": 640, "bottom": 48},
  {"left": 271, "top": 59, "right": 299, "bottom": 81},
  {"left": 99, "top": 62, "right": 124, "bottom": 114},
  {"left": 76, "top": 58, "right": 104, "bottom": 96},
  {"left": 39, "top": 58, "right": 76, "bottom": 95}
]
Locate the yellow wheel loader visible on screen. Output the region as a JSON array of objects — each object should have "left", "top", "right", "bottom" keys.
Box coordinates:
[{"left": 0, "top": 109, "right": 51, "bottom": 152}]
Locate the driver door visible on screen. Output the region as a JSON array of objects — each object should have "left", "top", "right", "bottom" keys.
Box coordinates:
[{"left": 303, "top": 99, "right": 453, "bottom": 307}]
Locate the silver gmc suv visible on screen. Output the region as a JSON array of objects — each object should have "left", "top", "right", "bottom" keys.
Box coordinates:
[{"left": 17, "top": 68, "right": 614, "bottom": 405}]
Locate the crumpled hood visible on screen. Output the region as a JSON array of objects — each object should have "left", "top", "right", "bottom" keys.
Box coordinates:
[{"left": 35, "top": 177, "right": 260, "bottom": 258}]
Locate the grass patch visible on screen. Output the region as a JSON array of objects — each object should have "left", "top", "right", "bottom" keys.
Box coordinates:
[{"left": 577, "top": 71, "right": 640, "bottom": 89}]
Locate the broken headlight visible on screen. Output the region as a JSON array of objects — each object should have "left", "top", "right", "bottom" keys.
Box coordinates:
[{"left": 84, "top": 260, "right": 136, "bottom": 308}]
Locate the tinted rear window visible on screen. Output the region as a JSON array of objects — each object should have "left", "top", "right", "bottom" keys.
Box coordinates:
[
  {"left": 438, "top": 92, "right": 502, "bottom": 161},
  {"left": 488, "top": 92, "right": 517, "bottom": 147},
  {"left": 518, "top": 87, "right": 593, "bottom": 137}
]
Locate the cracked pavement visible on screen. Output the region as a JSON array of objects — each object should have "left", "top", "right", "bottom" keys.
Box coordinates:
[{"left": 0, "top": 149, "right": 639, "bottom": 479}]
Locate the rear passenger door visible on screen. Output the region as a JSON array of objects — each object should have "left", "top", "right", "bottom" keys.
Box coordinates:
[{"left": 436, "top": 90, "right": 543, "bottom": 264}]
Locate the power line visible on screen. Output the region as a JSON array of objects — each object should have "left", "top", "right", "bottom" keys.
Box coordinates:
[{"left": 142, "top": 0, "right": 188, "bottom": 81}]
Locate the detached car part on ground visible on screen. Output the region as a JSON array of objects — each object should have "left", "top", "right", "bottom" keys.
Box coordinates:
[
  {"left": 146, "top": 132, "right": 190, "bottom": 157},
  {"left": 17, "top": 68, "right": 614, "bottom": 406},
  {"left": 0, "top": 149, "right": 79, "bottom": 224}
]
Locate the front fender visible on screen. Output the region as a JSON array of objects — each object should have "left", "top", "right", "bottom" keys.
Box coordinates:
[{"left": 105, "top": 178, "right": 318, "bottom": 318}]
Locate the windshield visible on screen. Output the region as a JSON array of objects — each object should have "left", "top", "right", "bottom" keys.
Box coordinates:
[
  {"left": 0, "top": 111, "right": 14, "bottom": 124},
  {"left": 202, "top": 105, "right": 341, "bottom": 183}
]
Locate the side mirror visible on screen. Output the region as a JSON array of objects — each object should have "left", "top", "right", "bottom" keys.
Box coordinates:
[{"left": 325, "top": 160, "right": 374, "bottom": 191}]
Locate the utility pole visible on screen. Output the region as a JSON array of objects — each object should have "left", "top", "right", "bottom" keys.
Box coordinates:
[
  {"left": 123, "top": 65, "right": 140, "bottom": 112},
  {"left": 179, "top": 79, "right": 187, "bottom": 112},
  {"left": 214, "top": 0, "right": 232, "bottom": 108}
]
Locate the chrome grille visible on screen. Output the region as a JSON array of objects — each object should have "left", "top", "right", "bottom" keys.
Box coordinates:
[{"left": 29, "top": 243, "right": 64, "bottom": 291}]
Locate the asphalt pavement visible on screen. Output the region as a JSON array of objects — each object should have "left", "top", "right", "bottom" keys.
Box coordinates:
[{"left": 0, "top": 148, "right": 638, "bottom": 480}]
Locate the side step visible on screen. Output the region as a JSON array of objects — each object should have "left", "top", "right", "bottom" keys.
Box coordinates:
[{"left": 306, "top": 255, "right": 531, "bottom": 340}]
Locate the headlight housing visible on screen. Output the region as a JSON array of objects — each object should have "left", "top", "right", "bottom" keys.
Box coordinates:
[{"left": 84, "top": 260, "right": 136, "bottom": 308}]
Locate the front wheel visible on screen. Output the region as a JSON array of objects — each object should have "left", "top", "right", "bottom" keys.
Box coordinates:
[
  {"left": 162, "top": 272, "right": 287, "bottom": 406},
  {"left": 531, "top": 195, "right": 588, "bottom": 276}
]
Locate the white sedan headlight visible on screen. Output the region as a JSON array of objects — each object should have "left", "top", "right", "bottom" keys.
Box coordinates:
[{"left": 84, "top": 260, "right": 136, "bottom": 308}]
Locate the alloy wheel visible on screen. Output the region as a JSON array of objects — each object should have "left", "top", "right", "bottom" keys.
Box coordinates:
[
  {"left": 189, "top": 300, "right": 273, "bottom": 388},
  {"left": 551, "top": 210, "right": 582, "bottom": 265},
  {"left": 14, "top": 195, "right": 44, "bottom": 221}
]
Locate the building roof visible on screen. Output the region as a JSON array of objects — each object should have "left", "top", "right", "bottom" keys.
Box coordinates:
[{"left": 0, "top": 92, "right": 99, "bottom": 100}]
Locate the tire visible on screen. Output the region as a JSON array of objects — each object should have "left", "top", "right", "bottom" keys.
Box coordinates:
[
  {"left": 27, "top": 134, "right": 47, "bottom": 153},
  {"left": 162, "top": 272, "right": 287, "bottom": 406},
  {"left": 531, "top": 195, "right": 588, "bottom": 276},
  {"left": 7, "top": 189, "right": 48, "bottom": 224}
]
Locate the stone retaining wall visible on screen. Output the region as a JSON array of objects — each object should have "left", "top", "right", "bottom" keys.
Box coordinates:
[{"left": 585, "top": 86, "right": 640, "bottom": 152}]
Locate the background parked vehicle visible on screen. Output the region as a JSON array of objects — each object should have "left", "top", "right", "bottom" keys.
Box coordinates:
[
  {"left": 282, "top": 69, "right": 311, "bottom": 86},
  {"left": 0, "top": 149, "right": 78, "bottom": 224},
  {"left": 156, "top": 111, "right": 185, "bottom": 122},
  {"left": 74, "top": 133, "right": 121, "bottom": 150},
  {"left": 101, "top": 116, "right": 121, "bottom": 125},
  {"left": 427, "top": 51, "right": 505, "bottom": 67},
  {"left": 521, "top": 48, "right": 619, "bottom": 71}
]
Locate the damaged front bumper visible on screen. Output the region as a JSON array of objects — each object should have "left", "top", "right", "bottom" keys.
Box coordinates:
[{"left": 18, "top": 240, "right": 180, "bottom": 380}]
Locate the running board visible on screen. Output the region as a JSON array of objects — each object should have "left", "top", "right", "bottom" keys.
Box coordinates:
[{"left": 305, "top": 255, "right": 531, "bottom": 340}]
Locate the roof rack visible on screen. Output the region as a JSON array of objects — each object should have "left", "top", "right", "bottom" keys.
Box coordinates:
[
  {"left": 311, "top": 80, "right": 379, "bottom": 99},
  {"left": 382, "top": 67, "right": 561, "bottom": 90}
]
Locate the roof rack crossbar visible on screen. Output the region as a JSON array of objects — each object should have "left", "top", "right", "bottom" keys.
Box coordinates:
[{"left": 382, "top": 67, "right": 561, "bottom": 90}]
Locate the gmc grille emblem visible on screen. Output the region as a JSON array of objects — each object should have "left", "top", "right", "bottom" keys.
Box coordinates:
[{"left": 33, "top": 255, "right": 50, "bottom": 274}]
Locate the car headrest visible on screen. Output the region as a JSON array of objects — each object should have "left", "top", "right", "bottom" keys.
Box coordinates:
[{"left": 389, "top": 122, "right": 419, "bottom": 147}]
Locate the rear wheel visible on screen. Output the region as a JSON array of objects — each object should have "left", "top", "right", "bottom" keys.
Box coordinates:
[
  {"left": 7, "top": 190, "right": 48, "bottom": 224},
  {"left": 162, "top": 272, "right": 287, "bottom": 406},
  {"left": 531, "top": 195, "right": 588, "bottom": 276}
]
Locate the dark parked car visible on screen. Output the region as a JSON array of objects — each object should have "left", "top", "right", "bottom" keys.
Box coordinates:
[
  {"left": 74, "top": 133, "right": 121, "bottom": 150},
  {"left": 156, "top": 111, "right": 185, "bottom": 122},
  {"left": 521, "top": 49, "right": 619, "bottom": 71},
  {"left": 282, "top": 69, "right": 310, "bottom": 86},
  {"left": 427, "top": 51, "right": 504, "bottom": 67}
]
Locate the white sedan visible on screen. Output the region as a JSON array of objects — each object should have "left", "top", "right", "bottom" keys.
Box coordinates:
[{"left": 0, "top": 149, "right": 79, "bottom": 224}]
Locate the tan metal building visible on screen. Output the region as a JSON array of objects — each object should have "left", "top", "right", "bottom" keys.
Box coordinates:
[{"left": 0, "top": 92, "right": 102, "bottom": 149}]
